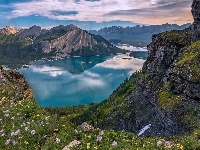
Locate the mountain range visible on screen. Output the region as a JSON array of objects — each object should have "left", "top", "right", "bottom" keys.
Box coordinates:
[
  {"left": 89, "top": 23, "right": 191, "bottom": 47},
  {"left": 0, "top": 24, "right": 123, "bottom": 68}
]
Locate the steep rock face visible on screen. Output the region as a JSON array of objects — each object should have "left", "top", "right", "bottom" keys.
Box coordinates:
[
  {"left": 124, "top": 0, "right": 200, "bottom": 136},
  {"left": 125, "top": 0, "right": 200, "bottom": 136},
  {"left": 0, "top": 25, "right": 19, "bottom": 35},
  {"left": 49, "top": 29, "right": 97, "bottom": 57},
  {"left": 192, "top": 0, "right": 200, "bottom": 23}
]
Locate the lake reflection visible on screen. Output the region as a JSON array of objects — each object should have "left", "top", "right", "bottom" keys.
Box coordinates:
[{"left": 19, "top": 54, "right": 145, "bottom": 107}]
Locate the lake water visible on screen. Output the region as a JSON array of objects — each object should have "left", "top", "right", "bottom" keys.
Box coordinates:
[{"left": 18, "top": 53, "right": 145, "bottom": 107}]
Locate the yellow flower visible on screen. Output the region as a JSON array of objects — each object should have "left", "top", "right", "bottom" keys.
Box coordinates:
[
  {"left": 24, "top": 141, "right": 29, "bottom": 145},
  {"left": 54, "top": 129, "right": 59, "bottom": 131},
  {"left": 176, "top": 143, "right": 184, "bottom": 150},
  {"left": 87, "top": 143, "right": 90, "bottom": 149},
  {"left": 37, "top": 114, "right": 40, "bottom": 117},
  {"left": 94, "top": 146, "right": 98, "bottom": 149},
  {"left": 46, "top": 122, "right": 49, "bottom": 125},
  {"left": 18, "top": 136, "right": 23, "bottom": 139},
  {"left": 62, "top": 125, "right": 66, "bottom": 127},
  {"left": 87, "top": 135, "right": 91, "bottom": 138}
]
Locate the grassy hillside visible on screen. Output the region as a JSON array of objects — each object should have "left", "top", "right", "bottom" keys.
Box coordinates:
[{"left": 0, "top": 69, "right": 200, "bottom": 149}]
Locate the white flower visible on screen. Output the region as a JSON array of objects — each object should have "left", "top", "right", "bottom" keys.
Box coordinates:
[{"left": 56, "top": 138, "right": 60, "bottom": 143}]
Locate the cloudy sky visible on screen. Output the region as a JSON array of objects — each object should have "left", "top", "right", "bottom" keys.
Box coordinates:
[{"left": 0, "top": 0, "right": 193, "bottom": 30}]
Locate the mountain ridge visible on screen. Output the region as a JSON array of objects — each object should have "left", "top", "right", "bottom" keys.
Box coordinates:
[{"left": 89, "top": 23, "right": 191, "bottom": 47}]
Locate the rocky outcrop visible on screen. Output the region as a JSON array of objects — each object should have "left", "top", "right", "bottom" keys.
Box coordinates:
[
  {"left": 0, "top": 66, "right": 34, "bottom": 105},
  {"left": 0, "top": 25, "right": 19, "bottom": 35}
]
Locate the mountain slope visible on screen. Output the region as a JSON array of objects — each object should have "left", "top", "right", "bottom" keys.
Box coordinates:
[{"left": 74, "top": 0, "right": 200, "bottom": 137}]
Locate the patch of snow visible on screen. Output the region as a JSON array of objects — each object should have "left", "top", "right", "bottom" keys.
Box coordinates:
[{"left": 137, "top": 124, "right": 151, "bottom": 136}]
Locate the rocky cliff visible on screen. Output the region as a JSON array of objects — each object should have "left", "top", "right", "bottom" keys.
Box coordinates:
[{"left": 76, "top": 0, "right": 200, "bottom": 137}]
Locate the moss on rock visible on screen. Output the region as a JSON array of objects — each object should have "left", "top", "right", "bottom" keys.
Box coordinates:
[
  {"left": 175, "top": 40, "right": 200, "bottom": 82},
  {"left": 158, "top": 83, "right": 180, "bottom": 111}
]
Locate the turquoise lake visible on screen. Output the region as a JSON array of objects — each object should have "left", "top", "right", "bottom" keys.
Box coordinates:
[{"left": 18, "top": 53, "right": 145, "bottom": 107}]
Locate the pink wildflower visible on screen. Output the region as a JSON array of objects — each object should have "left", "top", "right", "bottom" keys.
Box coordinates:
[
  {"left": 3, "top": 110, "right": 9, "bottom": 113},
  {"left": 14, "top": 129, "right": 20, "bottom": 136},
  {"left": 157, "top": 140, "right": 163, "bottom": 147},
  {"left": 112, "top": 141, "right": 117, "bottom": 146},
  {"left": 25, "top": 127, "right": 29, "bottom": 131},
  {"left": 96, "top": 136, "right": 102, "bottom": 142},
  {"left": 12, "top": 141, "right": 18, "bottom": 146},
  {"left": 5, "top": 139, "right": 10, "bottom": 145},
  {"left": 4, "top": 114, "right": 9, "bottom": 117},
  {"left": 165, "top": 141, "right": 173, "bottom": 147},
  {"left": 31, "top": 130, "right": 36, "bottom": 135}
]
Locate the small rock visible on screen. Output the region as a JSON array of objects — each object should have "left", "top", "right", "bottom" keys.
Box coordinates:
[
  {"left": 80, "top": 122, "right": 94, "bottom": 131},
  {"left": 62, "top": 140, "right": 80, "bottom": 150}
]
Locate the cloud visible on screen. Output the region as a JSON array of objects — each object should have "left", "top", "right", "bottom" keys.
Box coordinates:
[
  {"left": 80, "top": 77, "right": 105, "bottom": 87},
  {"left": 84, "top": 70, "right": 100, "bottom": 78},
  {"left": 117, "top": 46, "right": 147, "bottom": 51},
  {"left": 2, "top": 0, "right": 193, "bottom": 25},
  {"left": 96, "top": 54, "right": 145, "bottom": 75},
  {"left": 31, "top": 65, "right": 67, "bottom": 77}
]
